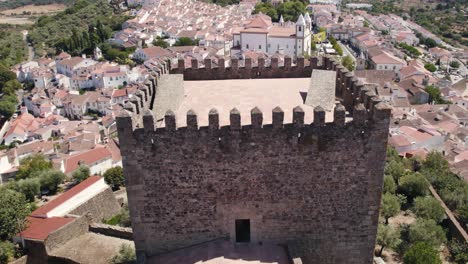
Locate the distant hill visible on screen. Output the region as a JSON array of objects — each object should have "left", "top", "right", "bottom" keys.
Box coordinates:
[{"left": 0, "top": 0, "right": 74, "bottom": 11}]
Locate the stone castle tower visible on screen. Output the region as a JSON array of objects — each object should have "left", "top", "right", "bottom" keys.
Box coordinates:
[{"left": 116, "top": 56, "right": 391, "bottom": 263}]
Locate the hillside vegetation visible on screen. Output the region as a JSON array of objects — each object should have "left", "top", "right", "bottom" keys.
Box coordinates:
[
  {"left": 27, "top": 0, "right": 129, "bottom": 57},
  {"left": 0, "top": 25, "right": 26, "bottom": 67}
]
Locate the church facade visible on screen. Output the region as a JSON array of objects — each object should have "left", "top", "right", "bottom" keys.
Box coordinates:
[{"left": 232, "top": 14, "right": 313, "bottom": 58}]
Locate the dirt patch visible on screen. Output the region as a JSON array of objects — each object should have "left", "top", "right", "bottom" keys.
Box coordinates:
[
  {"left": 388, "top": 211, "right": 416, "bottom": 227},
  {"left": 0, "top": 17, "right": 33, "bottom": 24},
  {"left": 0, "top": 4, "right": 66, "bottom": 15}
]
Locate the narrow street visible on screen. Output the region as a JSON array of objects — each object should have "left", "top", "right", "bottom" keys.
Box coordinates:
[{"left": 22, "top": 30, "right": 35, "bottom": 61}]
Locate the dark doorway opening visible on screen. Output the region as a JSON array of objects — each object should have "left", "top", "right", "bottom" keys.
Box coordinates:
[{"left": 235, "top": 219, "right": 251, "bottom": 243}]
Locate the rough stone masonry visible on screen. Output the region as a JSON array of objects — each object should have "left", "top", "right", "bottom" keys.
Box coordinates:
[{"left": 116, "top": 56, "right": 392, "bottom": 264}]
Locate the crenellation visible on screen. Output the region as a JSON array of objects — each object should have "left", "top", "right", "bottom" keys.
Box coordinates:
[
  {"left": 353, "top": 104, "right": 367, "bottom": 126},
  {"left": 245, "top": 57, "right": 252, "bottom": 69},
  {"left": 209, "top": 108, "right": 219, "bottom": 130},
  {"left": 313, "top": 106, "right": 326, "bottom": 126},
  {"left": 187, "top": 109, "right": 198, "bottom": 130},
  {"left": 293, "top": 106, "right": 305, "bottom": 128},
  {"left": 272, "top": 106, "right": 284, "bottom": 129},
  {"left": 143, "top": 110, "right": 155, "bottom": 133},
  {"left": 284, "top": 56, "right": 292, "bottom": 69},
  {"left": 334, "top": 104, "right": 346, "bottom": 126},
  {"left": 230, "top": 108, "right": 241, "bottom": 130},
  {"left": 251, "top": 107, "right": 263, "bottom": 129},
  {"left": 271, "top": 57, "right": 279, "bottom": 69},
  {"left": 204, "top": 58, "right": 212, "bottom": 70},
  {"left": 164, "top": 110, "right": 176, "bottom": 131},
  {"left": 191, "top": 58, "right": 199, "bottom": 70}
]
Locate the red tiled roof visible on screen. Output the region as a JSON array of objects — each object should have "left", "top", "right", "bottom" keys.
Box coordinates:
[
  {"left": 112, "top": 89, "right": 128, "bottom": 98},
  {"left": 32, "top": 176, "right": 102, "bottom": 217},
  {"left": 64, "top": 148, "right": 112, "bottom": 174},
  {"left": 19, "top": 216, "right": 74, "bottom": 240}
]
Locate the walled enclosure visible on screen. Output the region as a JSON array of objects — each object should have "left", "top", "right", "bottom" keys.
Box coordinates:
[{"left": 117, "top": 56, "right": 392, "bottom": 263}]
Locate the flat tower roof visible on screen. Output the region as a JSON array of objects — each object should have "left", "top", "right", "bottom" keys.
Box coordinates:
[{"left": 175, "top": 77, "right": 336, "bottom": 128}]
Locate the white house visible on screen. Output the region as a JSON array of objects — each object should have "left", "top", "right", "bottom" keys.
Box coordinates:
[
  {"left": 232, "top": 14, "right": 313, "bottom": 58},
  {"left": 370, "top": 51, "right": 406, "bottom": 72}
]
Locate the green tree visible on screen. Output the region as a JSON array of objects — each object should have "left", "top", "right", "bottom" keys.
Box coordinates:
[
  {"left": 413, "top": 196, "right": 445, "bottom": 223},
  {"left": 448, "top": 239, "right": 468, "bottom": 264},
  {"left": 0, "top": 189, "right": 31, "bottom": 240},
  {"left": 381, "top": 193, "right": 401, "bottom": 224},
  {"left": 16, "top": 154, "right": 52, "bottom": 180},
  {"left": 423, "top": 151, "right": 449, "bottom": 172},
  {"left": 398, "top": 172, "right": 429, "bottom": 200},
  {"left": 424, "top": 38, "right": 437, "bottom": 48},
  {"left": 376, "top": 223, "right": 401, "bottom": 256},
  {"left": 16, "top": 178, "right": 41, "bottom": 202},
  {"left": 253, "top": 2, "right": 277, "bottom": 21},
  {"left": 311, "top": 40, "right": 316, "bottom": 51},
  {"left": 449, "top": 60, "right": 460, "bottom": 69},
  {"left": 0, "top": 241, "right": 15, "bottom": 263},
  {"left": 403, "top": 242, "right": 441, "bottom": 264},
  {"left": 104, "top": 166, "right": 125, "bottom": 189},
  {"left": 72, "top": 165, "right": 90, "bottom": 183},
  {"left": 174, "top": 37, "right": 197, "bottom": 47},
  {"left": 0, "top": 64, "right": 16, "bottom": 88},
  {"left": 38, "top": 169, "right": 66, "bottom": 194},
  {"left": 385, "top": 160, "right": 406, "bottom": 182},
  {"left": 408, "top": 219, "right": 446, "bottom": 248},
  {"left": 152, "top": 38, "right": 168, "bottom": 48},
  {"left": 424, "top": 63, "right": 437, "bottom": 72},
  {"left": 383, "top": 175, "right": 397, "bottom": 194},
  {"left": 276, "top": 1, "right": 306, "bottom": 22},
  {"left": 341, "top": 55, "right": 355, "bottom": 72},
  {"left": 0, "top": 97, "right": 17, "bottom": 119},
  {"left": 111, "top": 244, "right": 136, "bottom": 264},
  {"left": 425, "top": 85, "right": 447, "bottom": 104},
  {"left": 2, "top": 80, "right": 22, "bottom": 96}
]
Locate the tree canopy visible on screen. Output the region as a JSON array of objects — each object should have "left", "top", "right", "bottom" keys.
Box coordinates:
[
  {"left": 16, "top": 154, "right": 53, "bottom": 180},
  {"left": 381, "top": 193, "right": 401, "bottom": 224},
  {"left": 413, "top": 196, "right": 445, "bottom": 223},
  {"left": 72, "top": 165, "right": 90, "bottom": 183},
  {"left": 408, "top": 219, "right": 446, "bottom": 248},
  {"left": 0, "top": 189, "right": 31, "bottom": 240},
  {"left": 398, "top": 172, "right": 429, "bottom": 201},
  {"left": 403, "top": 242, "right": 442, "bottom": 264},
  {"left": 376, "top": 223, "right": 401, "bottom": 256},
  {"left": 104, "top": 166, "right": 125, "bottom": 189}
]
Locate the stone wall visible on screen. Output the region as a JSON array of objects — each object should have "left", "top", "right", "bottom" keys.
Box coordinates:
[
  {"left": 117, "top": 56, "right": 392, "bottom": 264},
  {"left": 170, "top": 57, "right": 321, "bottom": 80},
  {"left": 45, "top": 215, "right": 90, "bottom": 252},
  {"left": 89, "top": 223, "right": 133, "bottom": 240},
  {"left": 69, "top": 187, "right": 121, "bottom": 222}
]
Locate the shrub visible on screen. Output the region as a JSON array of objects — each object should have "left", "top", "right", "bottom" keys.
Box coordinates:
[
  {"left": 413, "top": 196, "right": 445, "bottom": 223},
  {"left": 448, "top": 239, "right": 468, "bottom": 264},
  {"left": 111, "top": 244, "right": 136, "bottom": 264},
  {"left": 376, "top": 223, "right": 401, "bottom": 256},
  {"left": 72, "top": 165, "right": 90, "bottom": 183},
  {"left": 381, "top": 193, "right": 401, "bottom": 224},
  {"left": 104, "top": 166, "right": 125, "bottom": 189},
  {"left": 398, "top": 172, "right": 429, "bottom": 201},
  {"left": 16, "top": 178, "right": 40, "bottom": 202},
  {"left": 383, "top": 175, "right": 397, "bottom": 194},
  {"left": 408, "top": 219, "right": 446, "bottom": 249},
  {"left": 0, "top": 241, "right": 15, "bottom": 263},
  {"left": 424, "top": 63, "right": 437, "bottom": 72},
  {"left": 38, "top": 170, "right": 66, "bottom": 195},
  {"left": 0, "top": 189, "right": 31, "bottom": 240},
  {"left": 403, "top": 242, "right": 441, "bottom": 264}
]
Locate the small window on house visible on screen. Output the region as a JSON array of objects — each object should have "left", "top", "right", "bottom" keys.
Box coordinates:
[
  {"left": 286, "top": 45, "right": 289, "bottom": 49},
  {"left": 246, "top": 44, "right": 249, "bottom": 49},
  {"left": 259, "top": 45, "right": 262, "bottom": 49},
  {"left": 393, "top": 66, "right": 396, "bottom": 70},
  {"left": 385, "top": 66, "right": 388, "bottom": 70},
  {"left": 298, "top": 27, "right": 302, "bottom": 32},
  {"left": 236, "top": 40, "right": 239, "bottom": 46}
]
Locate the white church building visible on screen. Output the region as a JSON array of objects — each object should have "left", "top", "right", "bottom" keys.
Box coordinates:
[{"left": 232, "top": 13, "right": 313, "bottom": 58}]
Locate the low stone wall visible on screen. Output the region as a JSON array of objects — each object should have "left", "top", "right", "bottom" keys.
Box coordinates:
[
  {"left": 429, "top": 186, "right": 468, "bottom": 242},
  {"left": 69, "top": 187, "right": 121, "bottom": 222},
  {"left": 45, "top": 215, "right": 90, "bottom": 252},
  {"left": 89, "top": 223, "right": 133, "bottom": 240}
]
